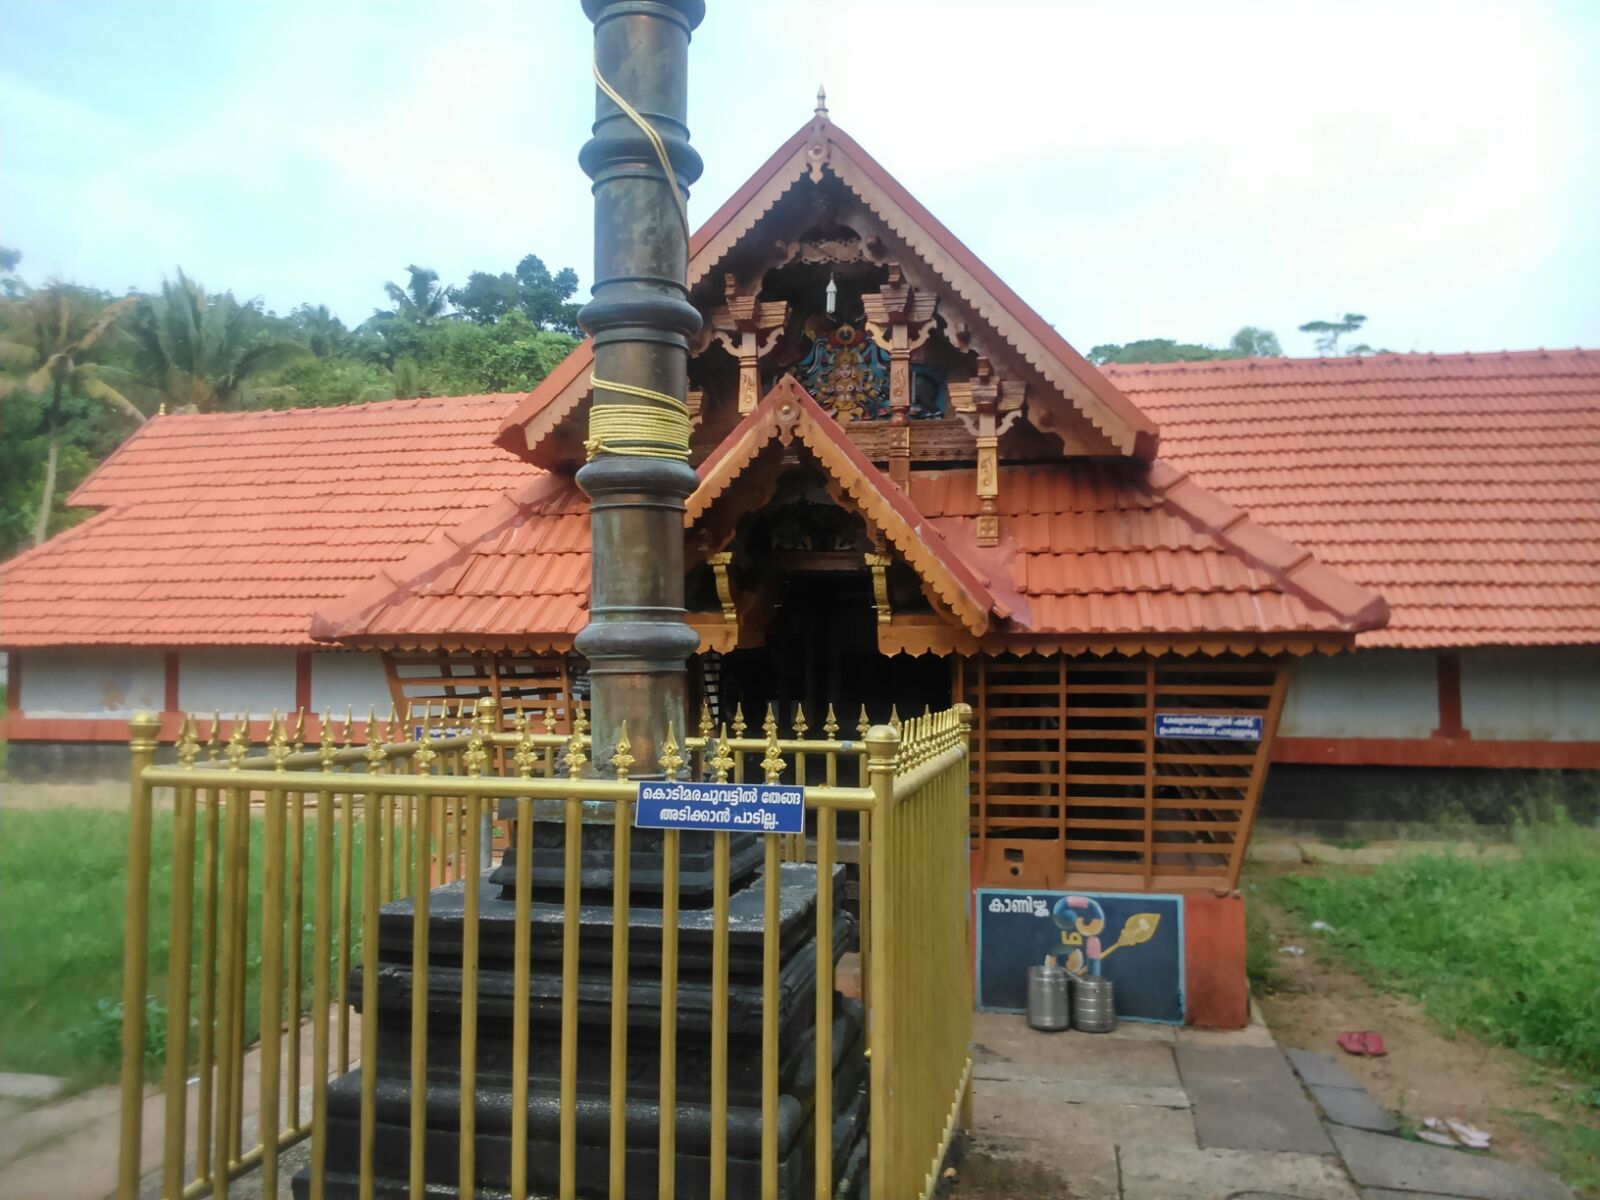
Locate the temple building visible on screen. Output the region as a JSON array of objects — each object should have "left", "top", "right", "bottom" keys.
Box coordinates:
[{"left": 5, "top": 105, "right": 1598, "bottom": 898}]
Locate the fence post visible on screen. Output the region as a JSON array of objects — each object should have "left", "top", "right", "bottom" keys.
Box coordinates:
[
  {"left": 864, "top": 722, "right": 899, "bottom": 1200},
  {"left": 118, "top": 712, "right": 162, "bottom": 1199},
  {"left": 954, "top": 702, "right": 976, "bottom": 1134}
]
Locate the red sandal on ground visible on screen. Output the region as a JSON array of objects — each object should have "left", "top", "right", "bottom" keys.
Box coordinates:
[{"left": 1336, "top": 1031, "right": 1367, "bottom": 1055}]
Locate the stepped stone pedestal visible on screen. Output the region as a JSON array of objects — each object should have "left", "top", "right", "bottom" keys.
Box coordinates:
[{"left": 296, "top": 836, "right": 868, "bottom": 1199}]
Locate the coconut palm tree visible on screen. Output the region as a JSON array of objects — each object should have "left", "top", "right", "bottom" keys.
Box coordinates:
[
  {"left": 380, "top": 264, "right": 449, "bottom": 325},
  {"left": 128, "top": 270, "right": 308, "bottom": 413},
  {"left": 0, "top": 284, "right": 142, "bottom": 545}
]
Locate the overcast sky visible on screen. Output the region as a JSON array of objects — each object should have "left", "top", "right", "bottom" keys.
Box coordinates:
[{"left": 4, "top": 0, "right": 1597, "bottom": 357}]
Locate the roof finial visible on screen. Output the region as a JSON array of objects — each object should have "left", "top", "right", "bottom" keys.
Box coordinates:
[
  {"left": 815, "top": 84, "right": 828, "bottom": 117},
  {"left": 157, "top": 402, "right": 166, "bottom": 416}
]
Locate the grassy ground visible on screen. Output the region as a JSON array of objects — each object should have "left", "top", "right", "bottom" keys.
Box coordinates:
[
  {"left": 0, "top": 803, "right": 372, "bottom": 1085},
  {"left": 1261, "top": 811, "right": 1600, "bottom": 1079}
]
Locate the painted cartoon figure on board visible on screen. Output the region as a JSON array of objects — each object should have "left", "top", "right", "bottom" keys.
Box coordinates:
[{"left": 1051, "top": 895, "right": 1161, "bottom": 976}]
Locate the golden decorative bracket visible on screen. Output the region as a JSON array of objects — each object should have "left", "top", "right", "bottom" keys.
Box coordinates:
[{"left": 864, "top": 551, "right": 893, "bottom": 624}]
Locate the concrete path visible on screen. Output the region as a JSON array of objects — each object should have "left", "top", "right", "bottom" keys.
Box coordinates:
[{"left": 957, "top": 1008, "right": 1575, "bottom": 1200}]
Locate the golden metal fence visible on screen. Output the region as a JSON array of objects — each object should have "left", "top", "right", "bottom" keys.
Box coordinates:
[{"left": 115, "top": 699, "right": 973, "bottom": 1200}]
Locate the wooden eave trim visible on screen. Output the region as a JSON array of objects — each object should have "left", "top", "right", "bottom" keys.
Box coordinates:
[{"left": 880, "top": 624, "right": 1356, "bottom": 658}]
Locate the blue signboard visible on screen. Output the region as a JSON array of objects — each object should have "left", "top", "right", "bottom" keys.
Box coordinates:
[
  {"left": 1155, "top": 712, "right": 1263, "bottom": 741},
  {"left": 634, "top": 780, "right": 805, "bottom": 834},
  {"left": 976, "top": 889, "right": 1185, "bottom": 1023}
]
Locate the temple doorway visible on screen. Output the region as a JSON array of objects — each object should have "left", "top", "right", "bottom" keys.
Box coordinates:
[{"left": 716, "top": 570, "right": 951, "bottom": 732}]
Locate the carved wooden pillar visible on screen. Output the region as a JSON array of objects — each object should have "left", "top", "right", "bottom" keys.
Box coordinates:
[
  {"left": 950, "top": 357, "right": 1025, "bottom": 547},
  {"left": 711, "top": 274, "right": 789, "bottom": 415},
  {"left": 863, "top": 263, "right": 936, "bottom": 490}
]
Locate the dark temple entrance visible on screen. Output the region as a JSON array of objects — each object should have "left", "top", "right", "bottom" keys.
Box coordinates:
[{"left": 718, "top": 571, "right": 952, "bottom": 729}]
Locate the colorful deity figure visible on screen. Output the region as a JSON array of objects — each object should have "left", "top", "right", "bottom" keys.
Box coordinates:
[
  {"left": 1051, "top": 895, "right": 1161, "bottom": 976},
  {"left": 796, "top": 322, "right": 891, "bottom": 421}
]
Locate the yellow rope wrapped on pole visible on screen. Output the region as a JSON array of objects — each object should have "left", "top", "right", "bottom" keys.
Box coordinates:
[{"left": 592, "top": 52, "right": 691, "bottom": 242}]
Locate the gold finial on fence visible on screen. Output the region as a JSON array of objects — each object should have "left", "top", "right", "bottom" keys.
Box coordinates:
[
  {"left": 267, "top": 710, "right": 291, "bottom": 771},
  {"left": 661, "top": 721, "right": 684, "bottom": 781},
  {"left": 573, "top": 702, "right": 589, "bottom": 741},
  {"left": 226, "top": 713, "right": 251, "bottom": 769},
  {"left": 761, "top": 726, "right": 785, "bottom": 783},
  {"left": 464, "top": 697, "right": 494, "bottom": 776},
  {"left": 711, "top": 723, "right": 734, "bottom": 782},
  {"left": 319, "top": 711, "right": 337, "bottom": 768},
  {"left": 512, "top": 710, "right": 536, "bottom": 778},
  {"left": 762, "top": 703, "right": 777, "bottom": 740},
  {"left": 791, "top": 703, "right": 808, "bottom": 739},
  {"left": 292, "top": 707, "right": 307, "bottom": 753},
  {"left": 732, "top": 702, "right": 747, "bottom": 739},
  {"left": 824, "top": 703, "right": 839, "bottom": 741},
  {"left": 611, "top": 721, "right": 635, "bottom": 782},
  {"left": 857, "top": 704, "right": 871, "bottom": 741},
  {"left": 176, "top": 714, "right": 200, "bottom": 769},
  {"left": 342, "top": 707, "right": 355, "bottom": 751},
  {"left": 565, "top": 723, "right": 588, "bottom": 780},
  {"left": 543, "top": 704, "right": 559, "bottom": 735},
  {"left": 206, "top": 712, "right": 223, "bottom": 761},
  {"left": 386, "top": 704, "right": 402, "bottom": 749},
  {"left": 364, "top": 707, "right": 385, "bottom": 770},
  {"left": 889, "top": 704, "right": 902, "bottom": 733},
  {"left": 698, "top": 699, "right": 714, "bottom": 740}
]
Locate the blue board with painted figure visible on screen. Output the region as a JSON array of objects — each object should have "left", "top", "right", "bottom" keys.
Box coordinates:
[
  {"left": 1155, "top": 712, "right": 1263, "bottom": 741},
  {"left": 975, "top": 889, "right": 1185, "bottom": 1023},
  {"left": 634, "top": 780, "right": 805, "bottom": 834}
]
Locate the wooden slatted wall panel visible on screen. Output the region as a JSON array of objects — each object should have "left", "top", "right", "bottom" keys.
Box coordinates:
[
  {"left": 965, "top": 653, "right": 1288, "bottom": 893},
  {"left": 382, "top": 651, "right": 585, "bottom": 731}
]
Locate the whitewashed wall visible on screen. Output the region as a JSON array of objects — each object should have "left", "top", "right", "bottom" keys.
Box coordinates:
[
  {"left": 20, "top": 647, "right": 165, "bottom": 716},
  {"left": 178, "top": 648, "right": 296, "bottom": 715},
  {"left": 311, "top": 651, "right": 391, "bottom": 715},
  {"left": 1460, "top": 646, "right": 1600, "bottom": 742},
  {"left": 1281, "top": 649, "right": 1439, "bottom": 740}
]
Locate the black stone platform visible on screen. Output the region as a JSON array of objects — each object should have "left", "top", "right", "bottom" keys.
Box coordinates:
[{"left": 295, "top": 859, "right": 868, "bottom": 1199}]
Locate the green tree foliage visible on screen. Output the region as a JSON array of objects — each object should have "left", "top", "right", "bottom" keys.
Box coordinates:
[
  {"left": 129, "top": 270, "right": 310, "bottom": 412},
  {"left": 379, "top": 264, "right": 448, "bottom": 326},
  {"left": 0, "top": 284, "right": 142, "bottom": 545},
  {"left": 1087, "top": 325, "right": 1284, "bottom": 366},
  {"left": 448, "top": 254, "right": 581, "bottom": 332},
  {"left": 1297, "top": 312, "right": 1367, "bottom": 355}
]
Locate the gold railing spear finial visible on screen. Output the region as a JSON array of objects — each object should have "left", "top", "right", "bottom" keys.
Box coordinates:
[
  {"left": 824, "top": 703, "right": 839, "bottom": 741},
  {"left": 267, "top": 710, "right": 291, "bottom": 771},
  {"left": 711, "top": 723, "right": 734, "bottom": 783},
  {"left": 318, "top": 711, "right": 337, "bottom": 768},
  {"left": 698, "top": 699, "right": 714, "bottom": 741},
  {"left": 342, "top": 707, "right": 355, "bottom": 752},
  {"left": 661, "top": 721, "right": 684, "bottom": 781},
  {"left": 573, "top": 702, "right": 589, "bottom": 741},
  {"left": 364, "top": 707, "right": 385, "bottom": 770},
  {"left": 761, "top": 703, "right": 777, "bottom": 740},
  {"left": 176, "top": 714, "right": 200, "bottom": 769},
  {"left": 543, "top": 704, "right": 559, "bottom": 736},
  {"left": 385, "top": 704, "right": 402, "bottom": 749},
  {"left": 791, "top": 703, "right": 809, "bottom": 739},
  {"left": 732, "top": 702, "right": 747, "bottom": 739},
  {"left": 611, "top": 721, "right": 636, "bottom": 782},
  {"left": 292, "top": 707, "right": 307, "bottom": 753},
  {"left": 761, "top": 725, "right": 785, "bottom": 783},
  {"left": 857, "top": 704, "right": 871, "bottom": 741},
  {"left": 206, "top": 712, "right": 222, "bottom": 761},
  {"left": 465, "top": 697, "right": 494, "bottom": 777},
  {"left": 889, "top": 704, "right": 902, "bottom": 734},
  {"left": 226, "top": 713, "right": 251, "bottom": 769},
  {"left": 565, "top": 722, "right": 588, "bottom": 780},
  {"left": 512, "top": 710, "right": 536, "bottom": 779}
]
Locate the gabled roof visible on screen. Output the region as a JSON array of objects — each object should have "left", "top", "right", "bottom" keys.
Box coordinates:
[
  {"left": 1107, "top": 349, "right": 1600, "bottom": 649},
  {"left": 0, "top": 395, "right": 540, "bottom": 646},
  {"left": 690, "top": 375, "right": 1009, "bottom": 635},
  {"left": 494, "top": 111, "right": 1158, "bottom": 466}
]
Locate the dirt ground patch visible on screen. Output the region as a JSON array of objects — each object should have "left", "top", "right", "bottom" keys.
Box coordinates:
[{"left": 1252, "top": 887, "right": 1599, "bottom": 1196}]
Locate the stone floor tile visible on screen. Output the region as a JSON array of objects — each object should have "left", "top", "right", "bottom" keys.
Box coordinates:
[
  {"left": 1328, "top": 1124, "right": 1573, "bottom": 1200},
  {"left": 972, "top": 1080, "right": 1198, "bottom": 1147},
  {"left": 1311, "top": 1085, "right": 1398, "bottom": 1133},
  {"left": 1118, "top": 1145, "right": 1359, "bottom": 1200},
  {"left": 1177, "top": 1042, "right": 1334, "bottom": 1156},
  {"left": 1286, "top": 1048, "right": 1363, "bottom": 1091}
]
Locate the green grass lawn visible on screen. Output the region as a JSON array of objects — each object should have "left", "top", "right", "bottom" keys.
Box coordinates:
[
  {"left": 0, "top": 804, "right": 376, "bottom": 1084},
  {"left": 1263, "top": 813, "right": 1600, "bottom": 1079}
]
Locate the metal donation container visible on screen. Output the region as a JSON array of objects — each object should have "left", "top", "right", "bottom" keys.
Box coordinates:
[
  {"left": 1072, "top": 974, "right": 1117, "bottom": 1033},
  {"left": 1027, "top": 956, "right": 1070, "bottom": 1031}
]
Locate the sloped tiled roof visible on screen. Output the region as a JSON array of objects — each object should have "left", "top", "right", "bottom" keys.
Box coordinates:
[
  {"left": 910, "top": 462, "right": 1385, "bottom": 653},
  {"left": 1107, "top": 349, "right": 1600, "bottom": 649},
  {"left": 495, "top": 111, "right": 1157, "bottom": 467},
  {"left": 0, "top": 395, "right": 540, "bottom": 646}
]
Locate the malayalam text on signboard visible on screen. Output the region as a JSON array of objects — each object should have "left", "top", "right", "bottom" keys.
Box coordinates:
[
  {"left": 633, "top": 780, "right": 806, "bottom": 834},
  {"left": 1154, "top": 712, "right": 1264, "bottom": 741}
]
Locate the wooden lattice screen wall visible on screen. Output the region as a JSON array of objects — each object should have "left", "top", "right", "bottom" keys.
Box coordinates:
[
  {"left": 382, "top": 651, "right": 585, "bottom": 731},
  {"left": 960, "top": 654, "right": 1289, "bottom": 893}
]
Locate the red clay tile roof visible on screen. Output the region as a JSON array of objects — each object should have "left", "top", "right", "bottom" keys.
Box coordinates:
[
  {"left": 910, "top": 461, "right": 1385, "bottom": 653},
  {"left": 0, "top": 395, "right": 539, "bottom": 646},
  {"left": 1105, "top": 349, "right": 1600, "bottom": 649},
  {"left": 495, "top": 112, "right": 1157, "bottom": 467}
]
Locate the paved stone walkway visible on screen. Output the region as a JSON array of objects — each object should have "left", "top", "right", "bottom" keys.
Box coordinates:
[{"left": 957, "top": 1008, "right": 1576, "bottom": 1200}]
